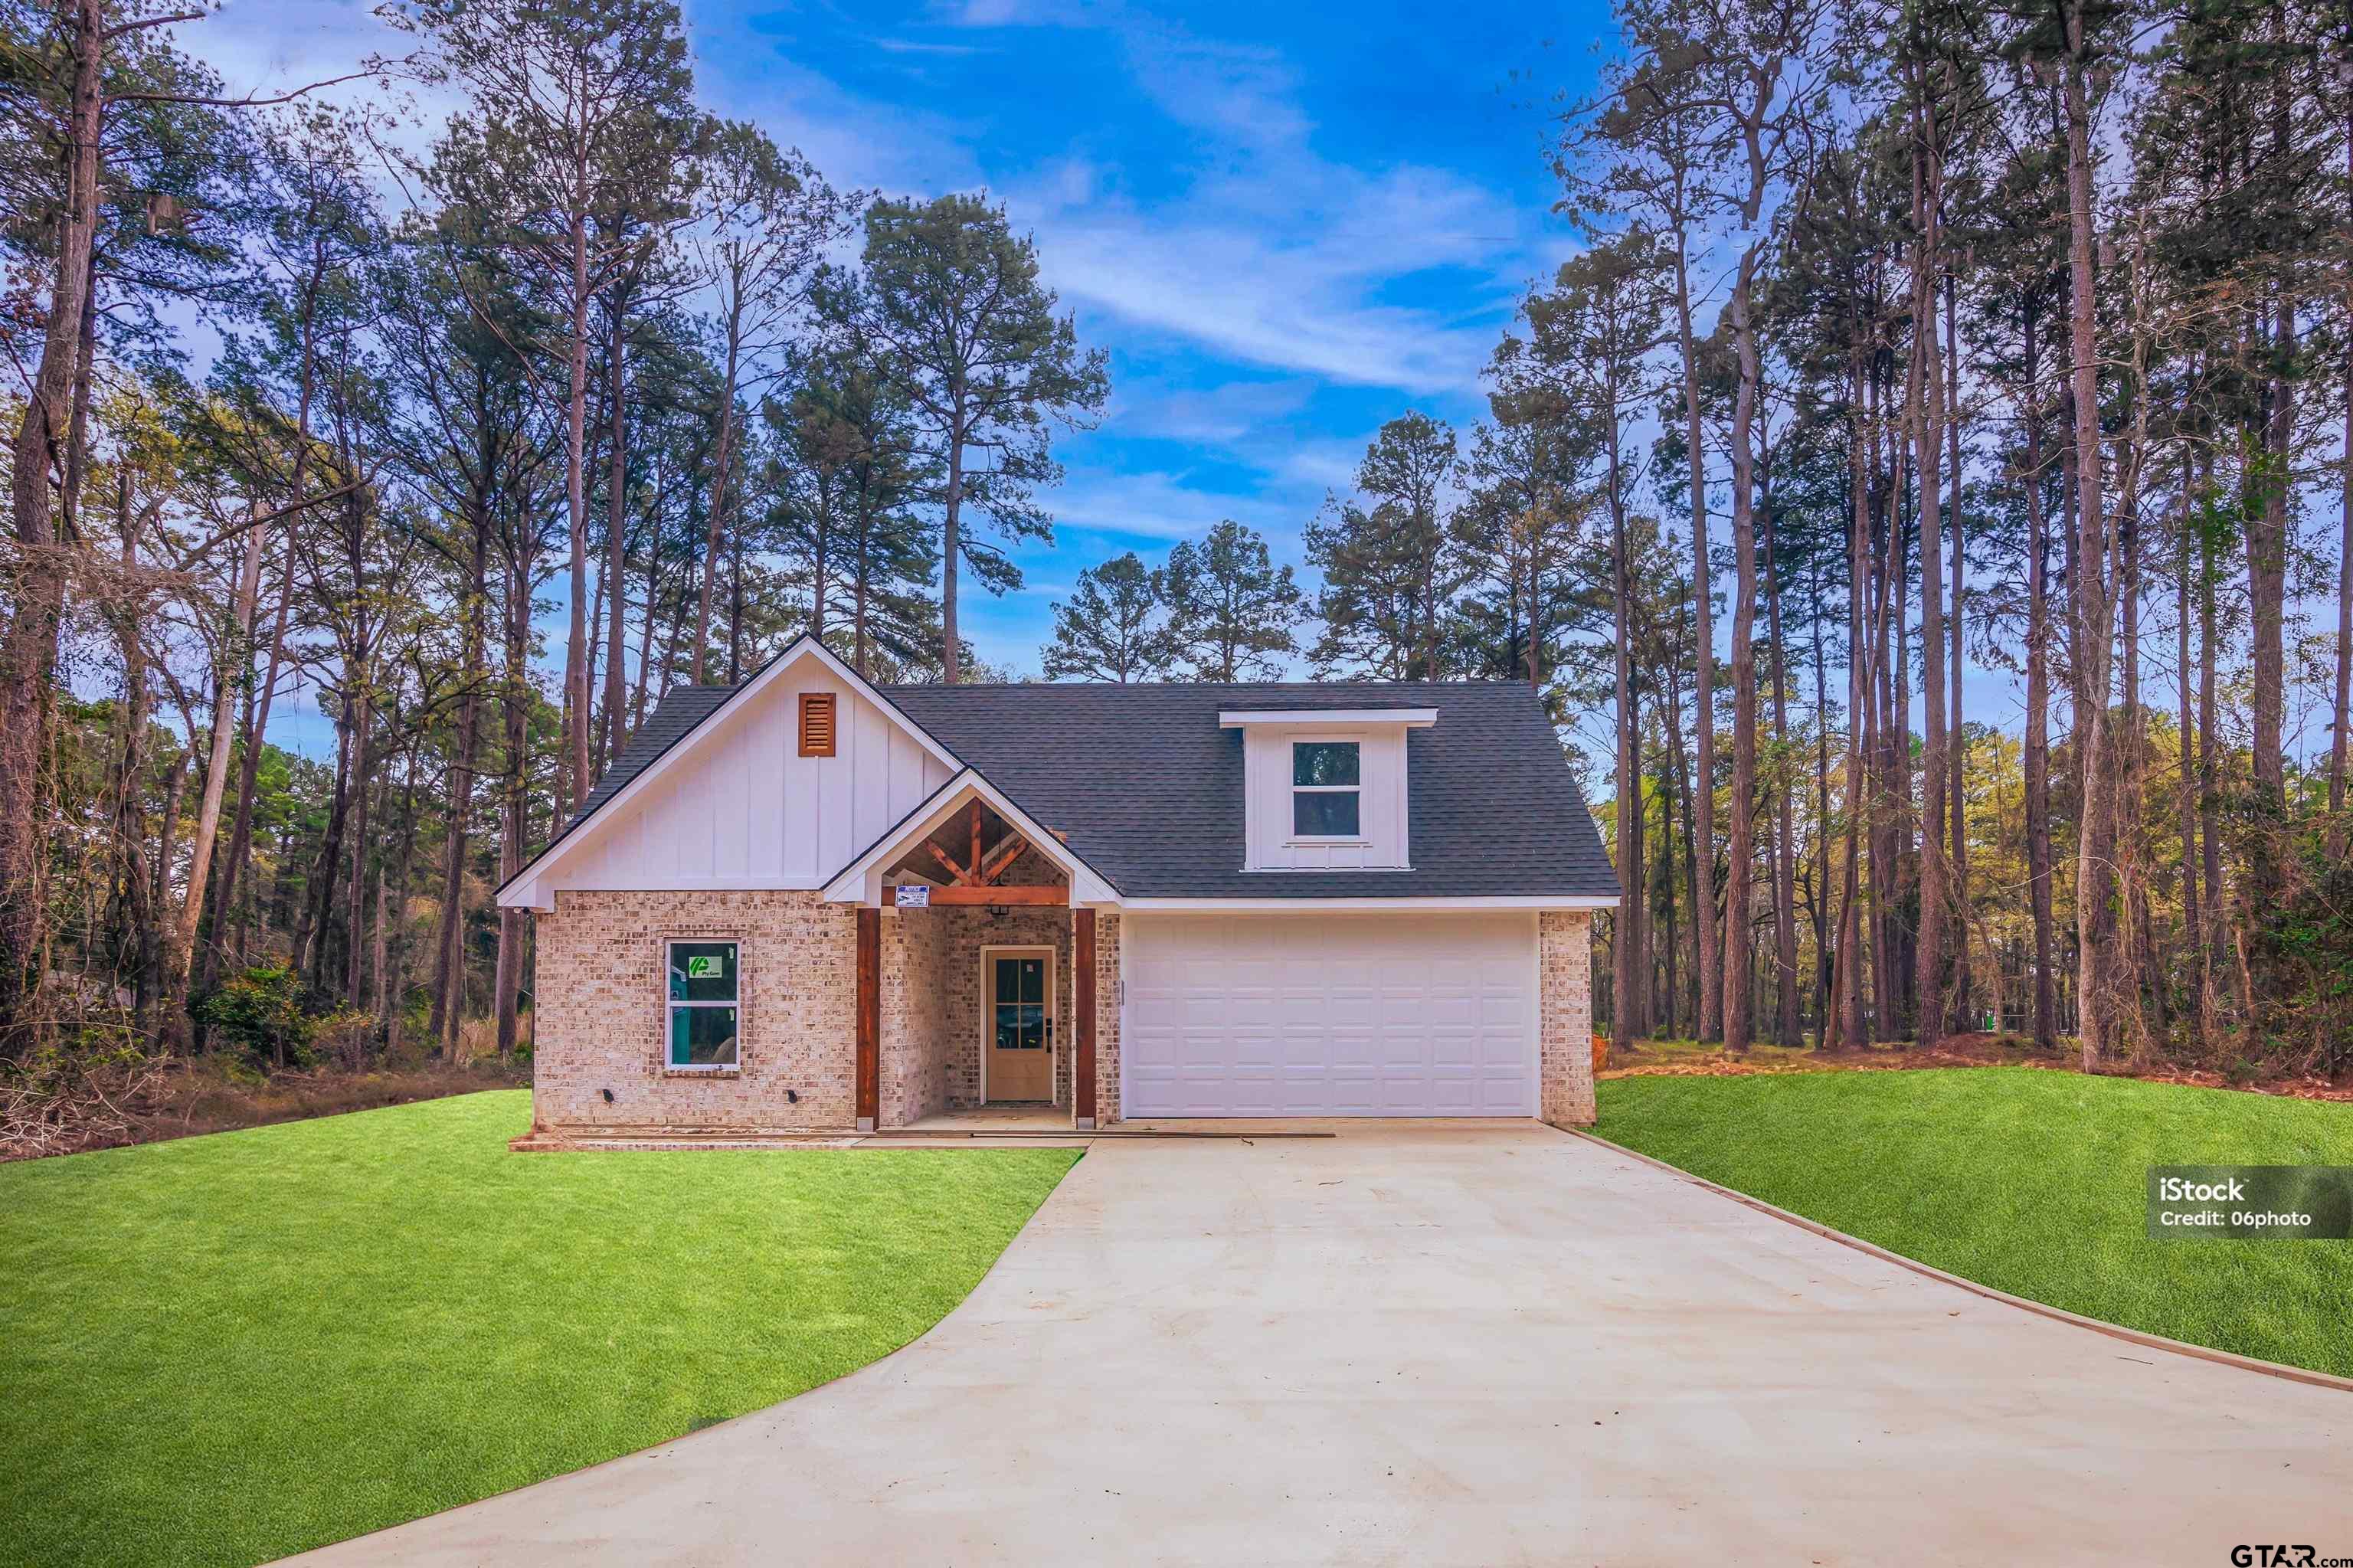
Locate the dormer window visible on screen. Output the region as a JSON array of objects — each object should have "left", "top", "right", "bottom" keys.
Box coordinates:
[
  {"left": 1291, "top": 741, "right": 1362, "bottom": 839},
  {"left": 1222, "top": 707, "right": 1433, "bottom": 872}
]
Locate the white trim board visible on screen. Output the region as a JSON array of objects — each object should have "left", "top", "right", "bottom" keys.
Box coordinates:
[{"left": 1218, "top": 708, "right": 1438, "bottom": 728}]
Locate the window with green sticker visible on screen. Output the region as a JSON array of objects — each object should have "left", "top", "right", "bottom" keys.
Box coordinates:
[{"left": 666, "top": 941, "right": 738, "bottom": 1067}]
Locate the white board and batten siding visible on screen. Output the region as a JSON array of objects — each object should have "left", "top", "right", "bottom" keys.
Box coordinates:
[
  {"left": 1235, "top": 721, "right": 1412, "bottom": 871},
  {"left": 538, "top": 661, "right": 953, "bottom": 897},
  {"left": 1122, "top": 911, "right": 1537, "bottom": 1117}
]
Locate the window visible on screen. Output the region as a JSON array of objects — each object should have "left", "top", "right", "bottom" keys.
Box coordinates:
[
  {"left": 1291, "top": 740, "right": 1361, "bottom": 838},
  {"left": 799, "top": 692, "right": 836, "bottom": 757},
  {"left": 666, "top": 941, "right": 739, "bottom": 1069},
  {"left": 991, "top": 956, "right": 1046, "bottom": 1052}
]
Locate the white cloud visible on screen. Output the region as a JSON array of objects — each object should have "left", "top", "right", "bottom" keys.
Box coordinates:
[{"left": 1048, "top": 466, "right": 1304, "bottom": 547}]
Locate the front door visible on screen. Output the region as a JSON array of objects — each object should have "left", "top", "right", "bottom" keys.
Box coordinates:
[{"left": 984, "top": 950, "right": 1054, "bottom": 1102}]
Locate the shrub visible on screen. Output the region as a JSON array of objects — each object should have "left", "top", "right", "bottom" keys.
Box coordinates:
[{"left": 197, "top": 966, "right": 314, "bottom": 1072}]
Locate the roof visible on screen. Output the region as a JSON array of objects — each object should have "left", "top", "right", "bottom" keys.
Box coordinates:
[
  {"left": 562, "top": 685, "right": 734, "bottom": 832},
  {"left": 880, "top": 681, "right": 1618, "bottom": 900}
]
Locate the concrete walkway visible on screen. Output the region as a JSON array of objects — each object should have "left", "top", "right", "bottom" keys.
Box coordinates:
[{"left": 294, "top": 1123, "right": 2350, "bottom": 1566}]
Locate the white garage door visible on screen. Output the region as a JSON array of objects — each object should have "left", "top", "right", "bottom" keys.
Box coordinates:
[{"left": 1123, "top": 912, "right": 1536, "bottom": 1117}]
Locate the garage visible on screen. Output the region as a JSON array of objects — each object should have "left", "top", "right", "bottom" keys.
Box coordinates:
[{"left": 1121, "top": 912, "right": 1538, "bottom": 1117}]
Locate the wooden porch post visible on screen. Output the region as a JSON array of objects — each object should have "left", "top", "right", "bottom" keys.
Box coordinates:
[
  {"left": 856, "top": 906, "right": 879, "bottom": 1131},
  {"left": 1074, "top": 906, "right": 1097, "bottom": 1130}
]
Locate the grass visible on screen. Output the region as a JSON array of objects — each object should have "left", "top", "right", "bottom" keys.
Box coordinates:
[
  {"left": 1596, "top": 1066, "right": 2353, "bottom": 1379},
  {"left": 0, "top": 1090, "right": 1080, "bottom": 1568}
]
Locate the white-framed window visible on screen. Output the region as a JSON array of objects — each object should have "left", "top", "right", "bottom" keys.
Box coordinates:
[
  {"left": 666, "top": 939, "right": 740, "bottom": 1069},
  {"left": 1291, "top": 739, "right": 1363, "bottom": 839}
]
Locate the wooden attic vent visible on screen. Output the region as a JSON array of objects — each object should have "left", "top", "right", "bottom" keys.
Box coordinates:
[{"left": 798, "top": 692, "right": 837, "bottom": 758}]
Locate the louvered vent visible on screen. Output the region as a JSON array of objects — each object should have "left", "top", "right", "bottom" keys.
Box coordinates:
[{"left": 798, "top": 692, "right": 837, "bottom": 758}]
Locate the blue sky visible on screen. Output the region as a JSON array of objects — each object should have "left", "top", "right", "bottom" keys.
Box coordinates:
[
  {"left": 691, "top": 0, "right": 1612, "bottom": 673},
  {"left": 213, "top": 0, "right": 1612, "bottom": 694}
]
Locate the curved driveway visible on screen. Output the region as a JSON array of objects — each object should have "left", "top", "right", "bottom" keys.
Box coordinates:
[{"left": 295, "top": 1123, "right": 2350, "bottom": 1566}]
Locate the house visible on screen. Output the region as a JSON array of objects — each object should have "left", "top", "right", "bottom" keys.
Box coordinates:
[{"left": 496, "top": 634, "right": 1619, "bottom": 1140}]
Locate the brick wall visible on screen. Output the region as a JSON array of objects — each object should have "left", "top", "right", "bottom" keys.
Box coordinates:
[
  {"left": 879, "top": 912, "right": 951, "bottom": 1126},
  {"left": 1092, "top": 912, "right": 1122, "bottom": 1125},
  {"left": 534, "top": 889, "right": 857, "bottom": 1131},
  {"left": 1538, "top": 909, "right": 1597, "bottom": 1126},
  {"left": 892, "top": 907, "right": 1071, "bottom": 1115}
]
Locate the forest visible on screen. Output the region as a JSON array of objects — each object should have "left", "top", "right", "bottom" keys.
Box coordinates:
[{"left": 2, "top": 0, "right": 2351, "bottom": 1154}]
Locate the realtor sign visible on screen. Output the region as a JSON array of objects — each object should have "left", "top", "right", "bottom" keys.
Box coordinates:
[
  {"left": 893, "top": 884, "right": 931, "bottom": 908},
  {"left": 2147, "top": 1166, "right": 2353, "bottom": 1239}
]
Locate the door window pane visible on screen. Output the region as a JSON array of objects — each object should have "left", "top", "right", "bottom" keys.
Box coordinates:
[{"left": 993, "top": 957, "right": 1046, "bottom": 1049}]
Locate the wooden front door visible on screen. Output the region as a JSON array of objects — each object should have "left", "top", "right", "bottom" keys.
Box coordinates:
[{"left": 984, "top": 950, "right": 1054, "bottom": 1102}]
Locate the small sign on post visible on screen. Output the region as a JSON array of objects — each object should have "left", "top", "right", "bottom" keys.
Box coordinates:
[{"left": 893, "top": 884, "right": 931, "bottom": 908}]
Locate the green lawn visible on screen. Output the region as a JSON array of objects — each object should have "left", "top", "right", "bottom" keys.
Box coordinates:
[
  {"left": 0, "top": 1091, "right": 1080, "bottom": 1568},
  {"left": 1597, "top": 1066, "right": 2353, "bottom": 1379}
]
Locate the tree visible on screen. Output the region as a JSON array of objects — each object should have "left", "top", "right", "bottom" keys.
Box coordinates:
[
  {"left": 684, "top": 121, "right": 853, "bottom": 684},
  {"left": 400, "top": 0, "right": 701, "bottom": 807},
  {"left": 843, "top": 194, "right": 1108, "bottom": 684},
  {"left": 1497, "top": 231, "right": 1667, "bottom": 1046},
  {"left": 1160, "top": 519, "right": 1304, "bottom": 681},
  {"left": 1307, "top": 412, "right": 1465, "bottom": 680},
  {"left": 782, "top": 322, "right": 938, "bottom": 679},
  {"left": 0, "top": 0, "right": 291, "bottom": 1043},
  {"left": 1566, "top": 15, "right": 1729, "bottom": 1040},
  {"left": 1040, "top": 552, "right": 1174, "bottom": 683}
]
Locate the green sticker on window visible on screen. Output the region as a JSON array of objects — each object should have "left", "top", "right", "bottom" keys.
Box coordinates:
[{"left": 687, "top": 955, "right": 722, "bottom": 979}]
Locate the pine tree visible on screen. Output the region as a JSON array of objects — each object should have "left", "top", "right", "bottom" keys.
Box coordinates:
[
  {"left": 1307, "top": 412, "right": 1464, "bottom": 679},
  {"left": 845, "top": 195, "right": 1108, "bottom": 684},
  {"left": 1161, "top": 519, "right": 1303, "bottom": 681},
  {"left": 1042, "top": 553, "right": 1174, "bottom": 683}
]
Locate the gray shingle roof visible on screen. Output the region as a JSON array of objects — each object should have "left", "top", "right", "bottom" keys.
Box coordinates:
[
  {"left": 522, "top": 663, "right": 1620, "bottom": 903},
  {"left": 882, "top": 681, "right": 1618, "bottom": 900},
  {"left": 562, "top": 684, "right": 734, "bottom": 832}
]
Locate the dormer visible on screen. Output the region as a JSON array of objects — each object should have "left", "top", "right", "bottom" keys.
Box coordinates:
[{"left": 1219, "top": 707, "right": 1437, "bottom": 872}]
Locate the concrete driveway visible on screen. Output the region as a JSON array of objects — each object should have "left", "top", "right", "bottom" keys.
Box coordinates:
[{"left": 295, "top": 1123, "right": 2351, "bottom": 1566}]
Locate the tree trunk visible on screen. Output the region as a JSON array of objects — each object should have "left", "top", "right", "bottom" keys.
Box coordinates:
[
  {"left": 563, "top": 210, "right": 594, "bottom": 808},
  {"left": 1721, "top": 234, "right": 1765, "bottom": 1054},
  {"left": 1834, "top": 352, "right": 1871, "bottom": 1051},
  {"left": 429, "top": 507, "right": 490, "bottom": 1050},
  {"left": 1762, "top": 498, "right": 1801, "bottom": 1047},
  {"left": 692, "top": 304, "right": 745, "bottom": 686},
  {"left": 1671, "top": 246, "right": 1718, "bottom": 1039},
  {"left": 2063, "top": 5, "right": 2119, "bottom": 1071},
  {"left": 1912, "top": 113, "right": 1951, "bottom": 1054},
  {"left": 1608, "top": 381, "right": 1646, "bottom": 1049},
  {"left": 2021, "top": 300, "right": 2059, "bottom": 1052},
  {"left": 603, "top": 301, "right": 630, "bottom": 770},
  {"left": 202, "top": 545, "right": 294, "bottom": 994},
  {"left": 496, "top": 535, "right": 533, "bottom": 1056},
  {"left": 1944, "top": 269, "right": 1971, "bottom": 1032},
  {"left": 0, "top": 0, "right": 104, "bottom": 1040},
  {"left": 171, "top": 512, "right": 267, "bottom": 1009},
  {"left": 942, "top": 400, "right": 967, "bottom": 684}
]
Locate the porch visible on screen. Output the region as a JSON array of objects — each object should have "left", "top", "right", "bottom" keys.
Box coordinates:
[{"left": 845, "top": 793, "right": 1113, "bottom": 1133}]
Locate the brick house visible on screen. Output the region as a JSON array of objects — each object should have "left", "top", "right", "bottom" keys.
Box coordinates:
[{"left": 497, "top": 636, "right": 1619, "bottom": 1140}]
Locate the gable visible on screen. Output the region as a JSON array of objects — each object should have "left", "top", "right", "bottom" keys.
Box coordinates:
[{"left": 499, "top": 640, "right": 957, "bottom": 910}]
